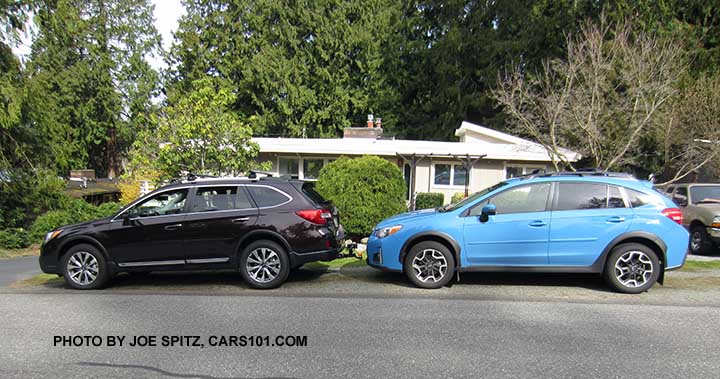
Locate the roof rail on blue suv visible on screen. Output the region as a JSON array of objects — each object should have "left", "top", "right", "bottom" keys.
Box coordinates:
[{"left": 367, "top": 173, "right": 688, "bottom": 293}]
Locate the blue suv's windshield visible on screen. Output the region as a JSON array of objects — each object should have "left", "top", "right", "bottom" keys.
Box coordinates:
[{"left": 440, "top": 181, "right": 508, "bottom": 212}]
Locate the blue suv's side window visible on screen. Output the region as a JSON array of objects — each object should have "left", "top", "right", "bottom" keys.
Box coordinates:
[
  {"left": 548, "top": 182, "right": 633, "bottom": 266},
  {"left": 469, "top": 183, "right": 551, "bottom": 216},
  {"left": 463, "top": 182, "right": 553, "bottom": 266}
]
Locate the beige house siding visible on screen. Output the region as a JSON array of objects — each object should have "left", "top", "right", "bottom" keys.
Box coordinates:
[
  {"left": 250, "top": 121, "right": 577, "bottom": 206},
  {"left": 258, "top": 151, "right": 549, "bottom": 205}
]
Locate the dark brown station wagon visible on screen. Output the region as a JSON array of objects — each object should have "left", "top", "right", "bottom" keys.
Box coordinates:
[{"left": 39, "top": 175, "right": 343, "bottom": 289}]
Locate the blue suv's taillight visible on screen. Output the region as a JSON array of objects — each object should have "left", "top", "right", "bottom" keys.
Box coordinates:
[{"left": 662, "top": 208, "right": 683, "bottom": 225}]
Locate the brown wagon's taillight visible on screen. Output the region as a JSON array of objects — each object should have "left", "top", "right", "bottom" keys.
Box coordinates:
[{"left": 295, "top": 209, "right": 333, "bottom": 225}]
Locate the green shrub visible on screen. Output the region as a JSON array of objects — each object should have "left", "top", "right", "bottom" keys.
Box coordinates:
[
  {"left": 316, "top": 155, "right": 407, "bottom": 239},
  {"left": 29, "top": 210, "right": 75, "bottom": 242},
  {"left": 29, "top": 200, "right": 122, "bottom": 242},
  {"left": 95, "top": 202, "right": 122, "bottom": 218},
  {"left": 0, "top": 169, "right": 70, "bottom": 228},
  {"left": 0, "top": 228, "right": 32, "bottom": 249},
  {"left": 415, "top": 192, "right": 444, "bottom": 209},
  {"left": 451, "top": 192, "right": 466, "bottom": 204}
]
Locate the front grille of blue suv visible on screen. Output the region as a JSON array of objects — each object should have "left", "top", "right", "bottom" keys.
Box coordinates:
[{"left": 367, "top": 172, "right": 689, "bottom": 294}]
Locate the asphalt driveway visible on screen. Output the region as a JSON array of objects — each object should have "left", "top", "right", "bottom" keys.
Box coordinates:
[{"left": 0, "top": 256, "right": 41, "bottom": 287}]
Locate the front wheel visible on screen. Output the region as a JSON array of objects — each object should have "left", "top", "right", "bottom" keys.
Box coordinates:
[
  {"left": 239, "top": 240, "right": 290, "bottom": 289},
  {"left": 403, "top": 241, "right": 455, "bottom": 289},
  {"left": 61, "top": 244, "right": 109, "bottom": 290},
  {"left": 690, "top": 226, "right": 712, "bottom": 255},
  {"left": 604, "top": 243, "right": 660, "bottom": 294}
]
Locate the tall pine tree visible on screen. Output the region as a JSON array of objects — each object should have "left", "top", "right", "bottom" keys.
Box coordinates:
[
  {"left": 167, "top": 0, "right": 403, "bottom": 138},
  {"left": 24, "top": 0, "right": 161, "bottom": 177}
]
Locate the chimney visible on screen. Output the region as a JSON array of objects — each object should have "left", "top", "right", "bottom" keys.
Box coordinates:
[
  {"left": 70, "top": 169, "right": 96, "bottom": 180},
  {"left": 344, "top": 114, "right": 383, "bottom": 139},
  {"left": 343, "top": 127, "right": 384, "bottom": 139}
]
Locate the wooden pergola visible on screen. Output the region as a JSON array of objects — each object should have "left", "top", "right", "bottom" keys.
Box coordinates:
[{"left": 396, "top": 153, "right": 487, "bottom": 210}]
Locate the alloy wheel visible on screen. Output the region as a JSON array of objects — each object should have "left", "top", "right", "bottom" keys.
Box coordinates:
[
  {"left": 614, "top": 250, "right": 654, "bottom": 288},
  {"left": 246, "top": 247, "right": 281, "bottom": 283},
  {"left": 411, "top": 249, "right": 448, "bottom": 283},
  {"left": 66, "top": 251, "right": 99, "bottom": 286}
]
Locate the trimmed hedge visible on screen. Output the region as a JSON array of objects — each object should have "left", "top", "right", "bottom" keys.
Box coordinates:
[
  {"left": 415, "top": 192, "right": 444, "bottom": 210},
  {"left": 0, "top": 228, "right": 31, "bottom": 249},
  {"left": 29, "top": 199, "right": 122, "bottom": 242},
  {"left": 315, "top": 155, "right": 407, "bottom": 239}
]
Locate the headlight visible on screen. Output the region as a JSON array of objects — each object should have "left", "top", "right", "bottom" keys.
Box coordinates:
[
  {"left": 375, "top": 225, "right": 402, "bottom": 239},
  {"left": 712, "top": 216, "right": 720, "bottom": 229},
  {"left": 44, "top": 230, "right": 63, "bottom": 243}
]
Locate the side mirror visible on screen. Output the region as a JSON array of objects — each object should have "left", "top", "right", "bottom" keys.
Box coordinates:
[
  {"left": 673, "top": 194, "right": 688, "bottom": 207},
  {"left": 478, "top": 204, "right": 496, "bottom": 223}
]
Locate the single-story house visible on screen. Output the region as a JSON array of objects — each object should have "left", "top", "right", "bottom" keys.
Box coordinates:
[
  {"left": 253, "top": 121, "right": 580, "bottom": 204},
  {"left": 65, "top": 169, "right": 121, "bottom": 205}
]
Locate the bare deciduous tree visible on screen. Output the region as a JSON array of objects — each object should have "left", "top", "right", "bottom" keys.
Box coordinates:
[
  {"left": 494, "top": 17, "right": 686, "bottom": 173},
  {"left": 654, "top": 75, "right": 720, "bottom": 185}
]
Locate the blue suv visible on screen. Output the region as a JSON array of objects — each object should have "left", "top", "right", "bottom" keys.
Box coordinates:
[{"left": 367, "top": 172, "right": 689, "bottom": 293}]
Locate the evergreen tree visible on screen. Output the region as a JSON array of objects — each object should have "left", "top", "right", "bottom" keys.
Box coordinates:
[
  {"left": 24, "top": 0, "right": 161, "bottom": 177},
  {"left": 168, "top": 0, "right": 403, "bottom": 138}
]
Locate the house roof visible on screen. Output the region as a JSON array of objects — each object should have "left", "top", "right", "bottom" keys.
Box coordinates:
[{"left": 253, "top": 121, "right": 581, "bottom": 162}]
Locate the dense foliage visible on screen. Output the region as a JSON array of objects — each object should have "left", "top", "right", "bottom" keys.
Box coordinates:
[
  {"left": 315, "top": 156, "right": 406, "bottom": 239},
  {"left": 415, "top": 192, "right": 445, "bottom": 210},
  {"left": 29, "top": 199, "right": 121, "bottom": 242},
  {"left": 130, "top": 78, "right": 264, "bottom": 180},
  {"left": 0, "top": 227, "right": 31, "bottom": 249},
  {"left": 0, "top": 170, "right": 69, "bottom": 228},
  {"left": 168, "top": 0, "right": 402, "bottom": 138},
  {"left": 23, "top": 0, "right": 161, "bottom": 177}
]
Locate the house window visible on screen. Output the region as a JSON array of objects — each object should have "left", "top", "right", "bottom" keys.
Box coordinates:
[
  {"left": 279, "top": 158, "right": 299, "bottom": 177},
  {"left": 505, "top": 165, "right": 545, "bottom": 179},
  {"left": 453, "top": 165, "right": 468, "bottom": 186},
  {"left": 303, "top": 159, "right": 324, "bottom": 179},
  {"left": 433, "top": 163, "right": 468, "bottom": 187}
]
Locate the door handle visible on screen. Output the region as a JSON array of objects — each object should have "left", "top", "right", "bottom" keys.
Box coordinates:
[
  {"left": 606, "top": 216, "right": 626, "bottom": 223},
  {"left": 164, "top": 223, "right": 183, "bottom": 231},
  {"left": 528, "top": 220, "right": 547, "bottom": 227},
  {"left": 232, "top": 217, "right": 250, "bottom": 223}
]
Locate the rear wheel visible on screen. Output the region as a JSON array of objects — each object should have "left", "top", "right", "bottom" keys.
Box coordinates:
[
  {"left": 604, "top": 243, "right": 660, "bottom": 294},
  {"left": 60, "top": 244, "right": 109, "bottom": 290},
  {"left": 403, "top": 241, "right": 455, "bottom": 289},
  {"left": 239, "top": 240, "right": 290, "bottom": 289},
  {"left": 690, "top": 226, "right": 712, "bottom": 255}
]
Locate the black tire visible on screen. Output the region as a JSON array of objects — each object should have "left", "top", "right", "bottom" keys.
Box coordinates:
[
  {"left": 604, "top": 243, "right": 660, "bottom": 294},
  {"left": 403, "top": 241, "right": 455, "bottom": 289},
  {"left": 60, "top": 244, "right": 109, "bottom": 290},
  {"left": 690, "top": 226, "right": 712, "bottom": 255},
  {"left": 238, "top": 240, "right": 290, "bottom": 289}
]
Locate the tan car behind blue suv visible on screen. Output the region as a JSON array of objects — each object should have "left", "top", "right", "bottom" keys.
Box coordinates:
[{"left": 662, "top": 183, "right": 720, "bottom": 254}]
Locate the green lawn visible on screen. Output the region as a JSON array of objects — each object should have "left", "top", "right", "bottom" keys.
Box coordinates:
[
  {"left": 682, "top": 259, "right": 720, "bottom": 272},
  {"left": 0, "top": 245, "right": 40, "bottom": 260},
  {"left": 304, "top": 255, "right": 366, "bottom": 269},
  {"left": 11, "top": 273, "right": 62, "bottom": 288}
]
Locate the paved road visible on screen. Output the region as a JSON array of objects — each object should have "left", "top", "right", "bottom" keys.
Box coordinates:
[
  {"left": 0, "top": 292, "right": 718, "bottom": 378},
  {"left": 0, "top": 256, "right": 40, "bottom": 286}
]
